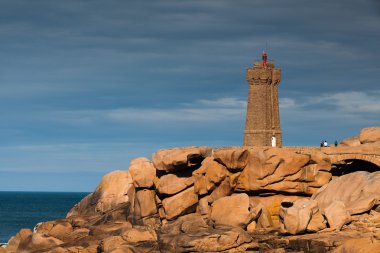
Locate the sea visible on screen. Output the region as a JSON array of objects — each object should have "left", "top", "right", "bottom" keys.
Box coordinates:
[{"left": 0, "top": 191, "right": 88, "bottom": 243}]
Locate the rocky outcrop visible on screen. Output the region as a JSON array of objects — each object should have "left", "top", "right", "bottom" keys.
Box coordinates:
[
  {"left": 158, "top": 214, "right": 257, "bottom": 252},
  {"left": 4, "top": 229, "right": 33, "bottom": 252},
  {"left": 235, "top": 148, "right": 331, "bottom": 195},
  {"left": 193, "top": 157, "right": 230, "bottom": 195},
  {"left": 156, "top": 173, "right": 194, "bottom": 196},
  {"left": 340, "top": 136, "right": 361, "bottom": 146},
  {"left": 279, "top": 171, "right": 380, "bottom": 234},
  {"left": 250, "top": 195, "right": 304, "bottom": 226},
  {"left": 332, "top": 237, "right": 380, "bottom": 253},
  {"left": 213, "top": 147, "right": 249, "bottom": 171},
  {"left": 211, "top": 194, "right": 257, "bottom": 228},
  {"left": 323, "top": 200, "right": 351, "bottom": 230},
  {"left": 67, "top": 170, "right": 133, "bottom": 217},
  {"left": 3, "top": 127, "right": 380, "bottom": 253},
  {"left": 281, "top": 200, "right": 326, "bottom": 234},
  {"left": 312, "top": 171, "right": 380, "bottom": 215},
  {"left": 341, "top": 126, "right": 380, "bottom": 146},
  {"left": 135, "top": 189, "right": 158, "bottom": 218},
  {"left": 359, "top": 127, "right": 380, "bottom": 145},
  {"left": 15, "top": 233, "right": 64, "bottom": 252},
  {"left": 162, "top": 186, "right": 198, "bottom": 220},
  {"left": 129, "top": 157, "right": 156, "bottom": 188},
  {"left": 152, "top": 146, "right": 212, "bottom": 172}
]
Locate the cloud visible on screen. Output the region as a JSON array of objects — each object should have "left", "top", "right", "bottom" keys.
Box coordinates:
[
  {"left": 191, "top": 97, "right": 246, "bottom": 108},
  {"left": 279, "top": 90, "right": 380, "bottom": 145},
  {"left": 49, "top": 97, "right": 247, "bottom": 125},
  {"left": 281, "top": 90, "right": 380, "bottom": 141},
  {"left": 45, "top": 91, "right": 380, "bottom": 128},
  {"left": 305, "top": 91, "right": 380, "bottom": 114},
  {"left": 280, "top": 98, "right": 296, "bottom": 109}
]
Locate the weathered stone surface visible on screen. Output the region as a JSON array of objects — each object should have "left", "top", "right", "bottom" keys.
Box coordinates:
[
  {"left": 162, "top": 186, "right": 198, "bottom": 220},
  {"left": 279, "top": 199, "right": 319, "bottom": 234},
  {"left": 179, "top": 215, "right": 209, "bottom": 234},
  {"left": 50, "top": 247, "right": 68, "bottom": 253},
  {"left": 306, "top": 210, "right": 326, "bottom": 232},
  {"left": 196, "top": 196, "right": 211, "bottom": 217},
  {"left": 213, "top": 148, "right": 250, "bottom": 171},
  {"left": 90, "top": 222, "right": 132, "bottom": 237},
  {"left": 323, "top": 201, "right": 351, "bottom": 230},
  {"left": 129, "top": 157, "right": 156, "bottom": 188},
  {"left": 201, "top": 157, "right": 230, "bottom": 183},
  {"left": 107, "top": 246, "right": 134, "bottom": 253},
  {"left": 256, "top": 205, "right": 274, "bottom": 228},
  {"left": 279, "top": 171, "right": 380, "bottom": 234},
  {"left": 211, "top": 193, "right": 256, "bottom": 228},
  {"left": 340, "top": 136, "right": 361, "bottom": 147},
  {"left": 70, "top": 216, "right": 87, "bottom": 228},
  {"left": 310, "top": 151, "right": 332, "bottom": 170},
  {"left": 264, "top": 148, "right": 310, "bottom": 178},
  {"left": 246, "top": 220, "right": 257, "bottom": 232},
  {"left": 250, "top": 195, "right": 304, "bottom": 227},
  {"left": 248, "top": 198, "right": 267, "bottom": 222},
  {"left": 193, "top": 173, "right": 215, "bottom": 195},
  {"left": 158, "top": 207, "right": 166, "bottom": 220},
  {"left": 312, "top": 171, "right": 380, "bottom": 215},
  {"left": 250, "top": 148, "right": 280, "bottom": 179},
  {"left": 362, "top": 141, "right": 380, "bottom": 147},
  {"left": 100, "top": 236, "right": 126, "bottom": 253},
  {"left": 35, "top": 220, "right": 56, "bottom": 234},
  {"left": 67, "top": 170, "right": 133, "bottom": 217},
  {"left": 152, "top": 146, "right": 211, "bottom": 172},
  {"left": 208, "top": 177, "right": 234, "bottom": 203},
  {"left": 359, "top": 127, "right": 380, "bottom": 144},
  {"left": 193, "top": 157, "right": 234, "bottom": 199},
  {"left": 48, "top": 222, "right": 73, "bottom": 241},
  {"left": 159, "top": 214, "right": 255, "bottom": 253},
  {"left": 175, "top": 227, "right": 255, "bottom": 252},
  {"left": 67, "top": 228, "right": 90, "bottom": 241},
  {"left": 122, "top": 227, "right": 157, "bottom": 243},
  {"left": 332, "top": 237, "right": 380, "bottom": 253},
  {"left": 157, "top": 173, "right": 194, "bottom": 195},
  {"left": 193, "top": 157, "right": 231, "bottom": 196},
  {"left": 17, "top": 233, "right": 63, "bottom": 252},
  {"left": 5, "top": 228, "right": 33, "bottom": 252},
  {"left": 306, "top": 170, "right": 332, "bottom": 189},
  {"left": 236, "top": 149, "right": 311, "bottom": 193},
  {"left": 135, "top": 189, "right": 157, "bottom": 218}
]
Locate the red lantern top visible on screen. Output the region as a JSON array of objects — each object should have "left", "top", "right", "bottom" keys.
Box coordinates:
[{"left": 262, "top": 51, "right": 267, "bottom": 66}]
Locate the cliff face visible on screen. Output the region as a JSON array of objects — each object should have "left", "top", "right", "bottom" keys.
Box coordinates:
[{"left": 3, "top": 127, "right": 380, "bottom": 253}]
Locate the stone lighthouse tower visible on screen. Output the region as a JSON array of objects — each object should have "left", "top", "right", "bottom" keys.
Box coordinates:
[{"left": 244, "top": 51, "right": 282, "bottom": 147}]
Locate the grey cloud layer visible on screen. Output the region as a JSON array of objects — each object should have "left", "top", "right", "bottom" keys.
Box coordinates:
[{"left": 0, "top": 0, "right": 379, "bottom": 190}]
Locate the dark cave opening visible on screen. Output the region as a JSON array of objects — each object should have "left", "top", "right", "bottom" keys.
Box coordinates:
[{"left": 331, "top": 159, "right": 380, "bottom": 177}]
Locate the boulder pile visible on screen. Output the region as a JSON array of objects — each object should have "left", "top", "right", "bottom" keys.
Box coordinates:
[
  {"left": 2, "top": 127, "right": 380, "bottom": 252},
  {"left": 340, "top": 127, "right": 380, "bottom": 147}
]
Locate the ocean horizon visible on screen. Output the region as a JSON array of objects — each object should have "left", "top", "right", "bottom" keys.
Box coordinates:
[{"left": 0, "top": 191, "right": 88, "bottom": 243}]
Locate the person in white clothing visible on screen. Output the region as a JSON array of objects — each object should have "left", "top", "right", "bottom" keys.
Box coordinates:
[{"left": 271, "top": 136, "right": 276, "bottom": 147}]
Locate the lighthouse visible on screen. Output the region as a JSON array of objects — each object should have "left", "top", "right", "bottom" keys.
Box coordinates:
[{"left": 244, "top": 51, "right": 282, "bottom": 147}]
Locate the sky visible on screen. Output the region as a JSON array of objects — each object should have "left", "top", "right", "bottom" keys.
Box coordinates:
[{"left": 0, "top": 0, "right": 379, "bottom": 192}]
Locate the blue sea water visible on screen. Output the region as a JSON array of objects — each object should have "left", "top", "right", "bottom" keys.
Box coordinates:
[{"left": 0, "top": 191, "right": 88, "bottom": 243}]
